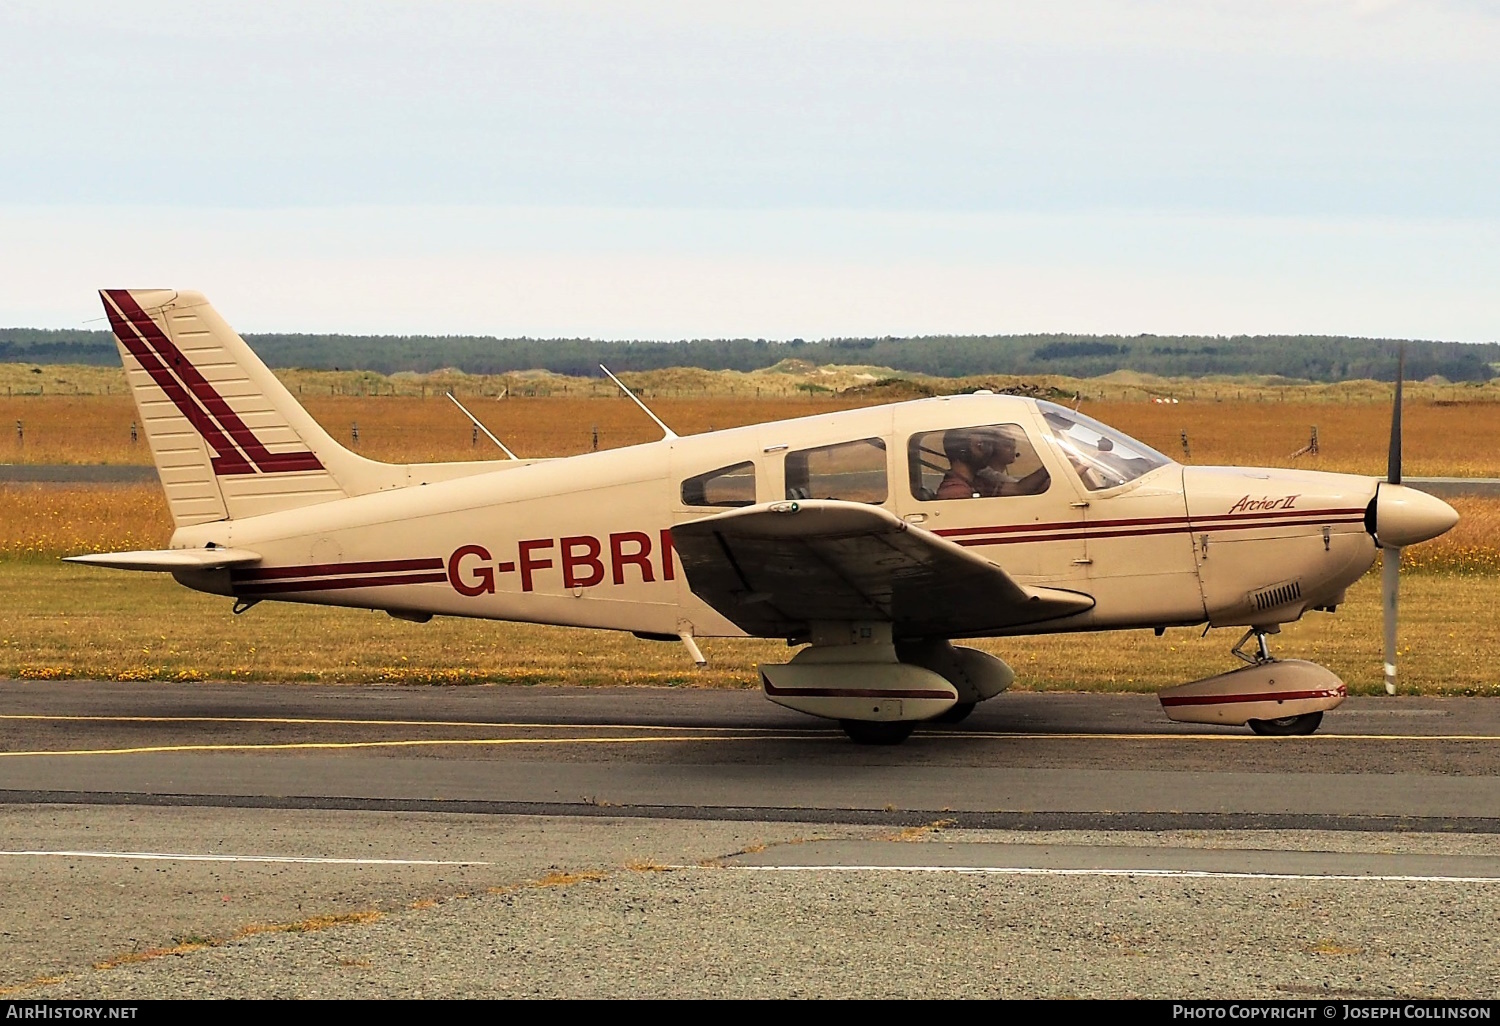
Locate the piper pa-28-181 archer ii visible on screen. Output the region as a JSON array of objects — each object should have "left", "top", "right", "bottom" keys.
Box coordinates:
[{"left": 71, "top": 289, "right": 1460, "bottom": 744}]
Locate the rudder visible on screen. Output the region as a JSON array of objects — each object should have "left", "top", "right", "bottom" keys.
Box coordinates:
[{"left": 102, "top": 289, "right": 398, "bottom": 525}]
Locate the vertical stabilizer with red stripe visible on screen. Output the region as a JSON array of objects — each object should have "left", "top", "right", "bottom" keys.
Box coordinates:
[{"left": 102, "top": 289, "right": 404, "bottom": 526}]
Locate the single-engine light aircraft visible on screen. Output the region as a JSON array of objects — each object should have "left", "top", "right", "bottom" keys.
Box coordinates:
[{"left": 71, "top": 290, "right": 1459, "bottom": 743}]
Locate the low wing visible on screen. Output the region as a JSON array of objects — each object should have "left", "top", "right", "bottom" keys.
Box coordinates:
[
  {"left": 63, "top": 548, "right": 262, "bottom": 572},
  {"left": 671, "top": 500, "right": 1093, "bottom": 638}
]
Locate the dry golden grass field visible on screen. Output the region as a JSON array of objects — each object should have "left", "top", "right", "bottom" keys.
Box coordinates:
[
  {"left": 3, "top": 368, "right": 1498, "bottom": 693},
  {"left": 5, "top": 382, "right": 1500, "bottom": 477}
]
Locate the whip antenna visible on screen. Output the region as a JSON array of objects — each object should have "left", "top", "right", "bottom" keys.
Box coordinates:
[
  {"left": 447, "top": 392, "right": 519, "bottom": 460},
  {"left": 600, "top": 364, "right": 677, "bottom": 440}
]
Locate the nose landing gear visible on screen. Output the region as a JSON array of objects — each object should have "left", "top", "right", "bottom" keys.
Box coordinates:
[
  {"left": 1230, "top": 625, "right": 1276, "bottom": 666},
  {"left": 1157, "top": 625, "right": 1346, "bottom": 735},
  {"left": 1227, "top": 628, "right": 1326, "bottom": 735}
]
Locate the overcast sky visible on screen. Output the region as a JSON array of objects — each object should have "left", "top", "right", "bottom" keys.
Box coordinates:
[{"left": 2, "top": 1, "right": 1496, "bottom": 340}]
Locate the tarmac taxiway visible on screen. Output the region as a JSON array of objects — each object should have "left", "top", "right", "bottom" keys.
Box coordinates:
[{"left": 2, "top": 681, "right": 1498, "bottom": 998}]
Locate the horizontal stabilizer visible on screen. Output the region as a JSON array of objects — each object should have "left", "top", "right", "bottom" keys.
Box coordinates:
[{"left": 64, "top": 548, "right": 262, "bottom": 572}]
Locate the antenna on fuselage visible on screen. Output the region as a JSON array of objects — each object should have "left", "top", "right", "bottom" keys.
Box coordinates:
[
  {"left": 599, "top": 364, "right": 678, "bottom": 440},
  {"left": 446, "top": 392, "right": 519, "bottom": 460}
]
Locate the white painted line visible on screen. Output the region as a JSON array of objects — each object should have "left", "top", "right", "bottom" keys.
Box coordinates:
[
  {"left": 0, "top": 849, "right": 491, "bottom": 866},
  {"left": 687, "top": 864, "right": 1500, "bottom": 884}
]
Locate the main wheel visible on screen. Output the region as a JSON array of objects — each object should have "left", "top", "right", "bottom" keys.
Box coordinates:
[
  {"left": 932, "top": 702, "right": 976, "bottom": 725},
  {"left": 840, "top": 720, "right": 917, "bottom": 745},
  {"left": 1247, "top": 711, "right": 1323, "bottom": 736}
]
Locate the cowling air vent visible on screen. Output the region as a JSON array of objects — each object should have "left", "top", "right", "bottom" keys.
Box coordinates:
[{"left": 1251, "top": 580, "right": 1303, "bottom": 612}]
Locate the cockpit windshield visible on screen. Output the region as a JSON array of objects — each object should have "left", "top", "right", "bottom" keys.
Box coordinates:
[{"left": 1037, "top": 401, "right": 1172, "bottom": 492}]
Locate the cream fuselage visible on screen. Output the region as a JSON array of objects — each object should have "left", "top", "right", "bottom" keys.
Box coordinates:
[{"left": 168, "top": 393, "right": 1382, "bottom": 640}]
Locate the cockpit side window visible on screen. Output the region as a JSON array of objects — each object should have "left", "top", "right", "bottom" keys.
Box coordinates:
[
  {"left": 681, "top": 461, "right": 757, "bottom": 507},
  {"left": 908, "top": 424, "right": 1050, "bottom": 501},
  {"left": 1037, "top": 401, "right": 1171, "bottom": 492},
  {"left": 785, "top": 438, "right": 888, "bottom": 503}
]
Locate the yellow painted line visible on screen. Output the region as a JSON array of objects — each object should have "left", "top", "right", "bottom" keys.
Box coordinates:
[
  {"left": 928, "top": 731, "right": 1500, "bottom": 742},
  {"left": 0, "top": 849, "right": 489, "bottom": 865},
  {"left": 0, "top": 734, "right": 824, "bottom": 758},
  {"left": 1, "top": 717, "right": 1492, "bottom": 745},
  {"left": 0, "top": 714, "right": 831, "bottom": 735}
]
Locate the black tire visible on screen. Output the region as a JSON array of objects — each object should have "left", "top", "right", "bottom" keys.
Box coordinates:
[
  {"left": 839, "top": 720, "right": 917, "bottom": 745},
  {"left": 1247, "top": 711, "right": 1323, "bottom": 736},
  {"left": 932, "top": 702, "right": 977, "bottom": 725}
]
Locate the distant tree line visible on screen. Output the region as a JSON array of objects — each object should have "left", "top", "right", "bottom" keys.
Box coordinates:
[{"left": 2, "top": 327, "right": 1496, "bottom": 382}]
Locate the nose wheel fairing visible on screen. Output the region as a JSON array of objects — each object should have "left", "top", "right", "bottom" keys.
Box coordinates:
[{"left": 1157, "top": 656, "right": 1346, "bottom": 728}]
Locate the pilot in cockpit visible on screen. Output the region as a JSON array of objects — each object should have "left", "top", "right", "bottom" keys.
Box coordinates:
[{"left": 935, "top": 426, "right": 1050, "bottom": 499}]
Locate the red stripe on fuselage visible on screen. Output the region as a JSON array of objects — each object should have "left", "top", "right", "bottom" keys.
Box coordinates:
[
  {"left": 1159, "top": 687, "right": 1345, "bottom": 707},
  {"left": 104, "top": 290, "right": 323, "bottom": 476},
  {"left": 947, "top": 515, "right": 1366, "bottom": 547},
  {"left": 760, "top": 680, "right": 956, "bottom": 701},
  {"left": 233, "top": 557, "right": 446, "bottom": 582},
  {"left": 933, "top": 506, "right": 1368, "bottom": 540},
  {"left": 234, "top": 572, "right": 450, "bottom": 596}
]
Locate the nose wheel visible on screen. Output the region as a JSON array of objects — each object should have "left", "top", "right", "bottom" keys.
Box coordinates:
[{"left": 1248, "top": 712, "right": 1324, "bottom": 736}]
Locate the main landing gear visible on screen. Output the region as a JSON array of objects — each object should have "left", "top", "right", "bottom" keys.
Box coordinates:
[{"left": 757, "top": 628, "right": 1015, "bottom": 745}]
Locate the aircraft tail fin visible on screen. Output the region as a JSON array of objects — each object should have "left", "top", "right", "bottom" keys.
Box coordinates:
[{"left": 101, "top": 289, "right": 400, "bottom": 526}]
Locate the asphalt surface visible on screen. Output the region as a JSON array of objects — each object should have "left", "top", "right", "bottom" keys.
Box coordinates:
[{"left": 2, "top": 682, "right": 1498, "bottom": 998}]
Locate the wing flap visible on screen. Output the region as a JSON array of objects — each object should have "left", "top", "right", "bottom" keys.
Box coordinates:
[{"left": 671, "top": 500, "right": 1092, "bottom": 637}]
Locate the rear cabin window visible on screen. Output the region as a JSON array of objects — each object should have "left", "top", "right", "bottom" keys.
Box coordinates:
[
  {"left": 784, "top": 438, "right": 888, "bottom": 504},
  {"left": 680, "top": 461, "right": 757, "bottom": 507},
  {"left": 908, "top": 424, "right": 1051, "bottom": 501}
]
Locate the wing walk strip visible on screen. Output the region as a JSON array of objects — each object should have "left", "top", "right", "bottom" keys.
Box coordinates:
[{"left": 101, "top": 289, "right": 323, "bottom": 476}]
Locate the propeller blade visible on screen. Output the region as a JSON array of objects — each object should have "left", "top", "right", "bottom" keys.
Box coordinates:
[
  {"left": 1382, "top": 546, "right": 1400, "bottom": 695},
  {"left": 1388, "top": 345, "right": 1404, "bottom": 486},
  {"left": 1381, "top": 345, "right": 1405, "bottom": 694}
]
